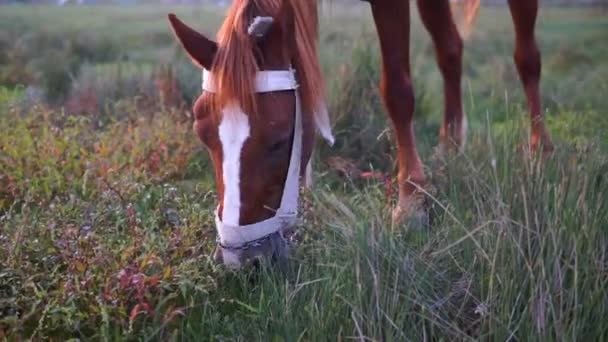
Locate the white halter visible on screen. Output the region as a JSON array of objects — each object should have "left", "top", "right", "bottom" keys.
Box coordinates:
[{"left": 202, "top": 68, "right": 302, "bottom": 249}]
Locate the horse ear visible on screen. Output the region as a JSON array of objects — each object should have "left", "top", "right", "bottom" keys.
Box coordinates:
[
  {"left": 247, "top": 2, "right": 292, "bottom": 39},
  {"left": 247, "top": 16, "right": 274, "bottom": 38},
  {"left": 168, "top": 14, "right": 217, "bottom": 70}
]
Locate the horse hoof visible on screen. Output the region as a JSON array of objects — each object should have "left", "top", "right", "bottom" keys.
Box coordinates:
[
  {"left": 516, "top": 140, "right": 555, "bottom": 162},
  {"left": 530, "top": 127, "right": 554, "bottom": 155},
  {"left": 429, "top": 145, "right": 449, "bottom": 168},
  {"left": 532, "top": 141, "right": 555, "bottom": 158},
  {"left": 213, "top": 232, "right": 289, "bottom": 271},
  {"left": 391, "top": 200, "right": 429, "bottom": 230}
]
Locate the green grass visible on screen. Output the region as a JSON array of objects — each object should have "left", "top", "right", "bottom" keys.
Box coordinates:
[{"left": 1, "top": 4, "right": 607, "bottom": 341}]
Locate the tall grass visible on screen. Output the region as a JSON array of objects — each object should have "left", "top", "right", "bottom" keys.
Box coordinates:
[{"left": 173, "top": 129, "right": 608, "bottom": 340}]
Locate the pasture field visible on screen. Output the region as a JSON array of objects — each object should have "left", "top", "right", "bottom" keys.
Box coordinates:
[{"left": 1, "top": 4, "right": 607, "bottom": 340}]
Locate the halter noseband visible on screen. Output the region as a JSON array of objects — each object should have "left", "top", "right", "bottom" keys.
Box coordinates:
[{"left": 202, "top": 68, "right": 303, "bottom": 249}]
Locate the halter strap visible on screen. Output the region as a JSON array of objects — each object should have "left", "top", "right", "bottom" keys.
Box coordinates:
[
  {"left": 202, "top": 69, "right": 302, "bottom": 248},
  {"left": 202, "top": 69, "right": 298, "bottom": 93}
]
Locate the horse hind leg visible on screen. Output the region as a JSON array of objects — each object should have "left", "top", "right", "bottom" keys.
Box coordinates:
[
  {"left": 417, "top": 0, "right": 466, "bottom": 152},
  {"left": 508, "top": 0, "right": 553, "bottom": 152},
  {"left": 370, "top": 0, "right": 428, "bottom": 227}
]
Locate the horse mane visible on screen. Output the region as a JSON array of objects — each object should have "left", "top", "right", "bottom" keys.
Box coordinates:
[
  {"left": 211, "top": 0, "right": 324, "bottom": 118},
  {"left": 291, "top": 0, "right": 325, "bottom": 122}
]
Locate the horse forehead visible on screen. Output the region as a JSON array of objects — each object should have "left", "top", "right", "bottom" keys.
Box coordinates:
[
  {"left": 218, "top": 105, "right": 250, "bottom": 142},
  {"left": 257, "top": 92, "right": 297, "bottom": 123},
  {"left": 213, "top": 94, "right": 291, "bottom": 144}
]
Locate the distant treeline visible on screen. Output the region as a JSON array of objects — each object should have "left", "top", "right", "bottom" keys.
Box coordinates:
[
  {"left": 483, "top": 0, "right": 606, "bottom": 5},
  {"left": 0, "top": 0, "right": 606, "bottom": 7}
]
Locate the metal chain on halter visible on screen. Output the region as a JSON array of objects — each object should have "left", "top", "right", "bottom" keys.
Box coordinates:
[
  {"left": 217, "top": 228, "right": 304, "bottom": 252},
  {"left": 215, "top": 188, "right": 307, "bottom": 252},
  {"left": 216, "top": 233, "right": 275, "bottom": 251}
]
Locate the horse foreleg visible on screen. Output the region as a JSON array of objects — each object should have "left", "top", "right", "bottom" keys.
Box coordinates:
[
  {"left": 370, "top": 0, "right": 427, "bottom": 226},
  {"left": 417, "top": 0, "right": 466, "bottom": 151},
  {"left": 508, "top": 0, "right": 553, "bottom": 152}
]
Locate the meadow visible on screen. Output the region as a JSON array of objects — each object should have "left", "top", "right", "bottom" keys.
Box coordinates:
[{"left": 1, "top": 3, "right": 607, "bottom": 340}]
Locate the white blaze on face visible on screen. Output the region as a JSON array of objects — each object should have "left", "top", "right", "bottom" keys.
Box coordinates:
[{"left": 218, "top": 104, "right": 250, "bottom": 226}]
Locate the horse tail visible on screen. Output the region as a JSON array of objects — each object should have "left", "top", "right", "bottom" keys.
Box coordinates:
[{"left": 452, "top": 0, "right": 480, "bottom": 40}]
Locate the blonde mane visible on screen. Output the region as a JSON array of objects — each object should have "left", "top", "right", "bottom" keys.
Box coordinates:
[{"left": 211, "top": 0, "right": 325, "bottom": 118}]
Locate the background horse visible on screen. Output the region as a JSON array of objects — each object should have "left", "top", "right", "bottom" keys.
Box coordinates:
[{"left": 169, "top": 0, "right": 553, "bottom": 268}]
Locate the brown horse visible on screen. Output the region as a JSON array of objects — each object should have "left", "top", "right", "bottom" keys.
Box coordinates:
[{"left": 168, "top": 0, "right": 553, "bottom": 268}]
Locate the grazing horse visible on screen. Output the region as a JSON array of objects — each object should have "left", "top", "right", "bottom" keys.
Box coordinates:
[{"left": 168, "top": 0, "right": 553, "bottom": 268}]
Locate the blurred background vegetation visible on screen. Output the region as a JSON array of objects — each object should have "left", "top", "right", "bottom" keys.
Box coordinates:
[{"left": 0, "top": 2, "right": 607, "bottom": 340}]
